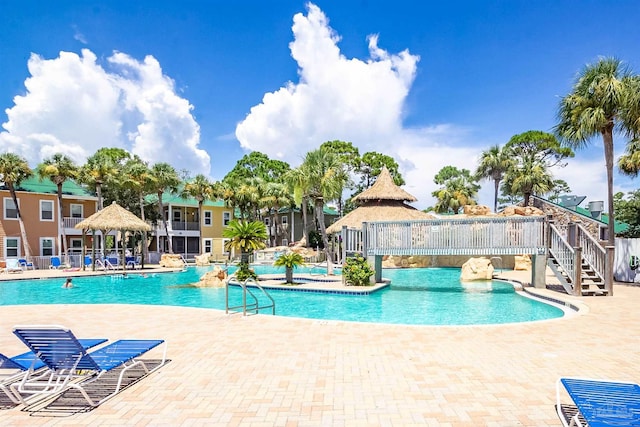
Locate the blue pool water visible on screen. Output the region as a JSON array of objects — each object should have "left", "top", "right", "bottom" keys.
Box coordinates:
[{"left": 0, "top": 267, "right": 564, "bottom": 325}]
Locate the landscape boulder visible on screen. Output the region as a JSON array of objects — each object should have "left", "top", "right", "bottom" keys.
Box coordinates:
[
  {"left": 193, "top": 265, "right": 228, "bottom": 288},
  {"left": 160, "top": 254, "right": 185, "bottom": 268},
  {"left": 460, "top": 257, "right": 494, "bottom": 281},
  {"left": 195, "top": 253, "right": 211, "bottom": 266},
  {"left": 514, "top": 254, "right": 532, "bottom": 271}
]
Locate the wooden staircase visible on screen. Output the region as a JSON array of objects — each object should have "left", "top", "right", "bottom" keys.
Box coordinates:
[{"left": 547, "top": 254, "right": 608, "bottom": 296}]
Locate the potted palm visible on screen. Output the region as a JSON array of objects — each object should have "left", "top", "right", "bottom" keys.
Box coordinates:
[
  {"left": 273, "top": 251, "right": 305, "bottom": 284},
  {"left": 223, "top": 220, "right": 268, "bottom": 281}
]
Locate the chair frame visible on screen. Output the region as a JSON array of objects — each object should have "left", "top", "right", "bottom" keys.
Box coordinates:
[
  {"left": 5, "top": 259, "right": 24, "bottom": 274},
  {"left": 17, "top": 258, "right": 35, "bottom": 270},
  {"left": 49, "top": 256, "right": 62, "bottom": 270},
  {"left": 11, "top": 325, "right": 166, "bottom": 407}
]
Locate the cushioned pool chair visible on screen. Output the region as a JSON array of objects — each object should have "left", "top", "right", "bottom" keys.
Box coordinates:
[
  {"left": 17, "top": 258, "right": 35, "bottom": 270},
  {"left": 0, "top": 338, "right": 107, "bottom": 405},
  {"left": 5, "top": 259, "right": 23, "bottom": 274},
  {"left": 556, "top": 377, "right": 640, "bottom": 426},
  {"left": 11, "top": 325, "right": 166, "bottom": 407},
  {"left": 49, "top": 256, "right": 62, "bottom": 269}
]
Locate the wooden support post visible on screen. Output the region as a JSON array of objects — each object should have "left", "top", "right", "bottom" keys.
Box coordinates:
[
  {"left": 573, "top": 246, "right": 582, "bottom": 296},
  {"left": 532, "top": 252, "right": 547, "bottom": 289},
  {"left": 605, "top": 245, "right": 615, "bottom": 296}
]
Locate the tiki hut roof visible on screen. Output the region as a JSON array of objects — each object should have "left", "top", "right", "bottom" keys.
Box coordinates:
[
  {"left": 353, "top": 166, "right": 417, "bottom": 203},
  {"left": 75, "top": 201, "right": 151, "bottom": 232},
  {"left": 326, "top": 201, "right": 435, "bottom": 234}
]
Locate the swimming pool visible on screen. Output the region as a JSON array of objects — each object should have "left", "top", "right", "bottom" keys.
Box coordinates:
[{"left": 0, "top": 267, "right": 565, "bottom": 325}]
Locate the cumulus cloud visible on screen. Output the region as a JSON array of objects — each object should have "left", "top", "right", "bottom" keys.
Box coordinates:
[
  {"left": 0, "top": 49, "right": 210, "bottom": 175},
  {"left": 235, "top": 2, "right": 483, "bottom": 210}
]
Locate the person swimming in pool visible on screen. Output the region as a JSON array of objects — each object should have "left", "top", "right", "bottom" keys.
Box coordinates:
[{"left": 62, "top": 277, "right": 73, "bottom": 288}]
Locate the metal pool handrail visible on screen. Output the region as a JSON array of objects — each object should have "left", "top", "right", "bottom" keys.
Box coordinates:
[{"left": 225, "top": 277, "right": 276, "bottom": 316}]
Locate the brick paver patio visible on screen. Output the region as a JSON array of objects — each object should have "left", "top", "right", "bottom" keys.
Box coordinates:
[{"left": 0, "top": 268, "right": 638, "bottom": 426}]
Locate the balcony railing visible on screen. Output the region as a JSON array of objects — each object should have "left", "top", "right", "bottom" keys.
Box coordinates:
[
  {"left": 63, "top": 217, "right": 85, "bottom": 228},
  {"left": 171, "top": 221, "right": 199, "bottom": 231}
]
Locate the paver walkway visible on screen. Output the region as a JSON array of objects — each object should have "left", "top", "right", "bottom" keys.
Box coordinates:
[{"left": 0, "top": 269, "right": 638, "bottom": 426}]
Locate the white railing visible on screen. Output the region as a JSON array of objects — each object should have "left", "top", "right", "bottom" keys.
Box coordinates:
[
  {"left": 63, "top": 217, "right": 84, "bottom": 228},
  {"left": 576, "top": 223, "right": 605, "bottom": 283},
  {"left": 363, "top": 216, "right": 546, "bottom": 256},
  {"left": 548, "top": 223, "right": 576, "bottom": 282}
]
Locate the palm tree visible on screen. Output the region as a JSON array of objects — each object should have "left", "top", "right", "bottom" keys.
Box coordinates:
[
  {"left": 149, "top": 162, "right": 181, "bottom": 253},
  {"left": 506, "top": 158, "right": 554, "bottom": 206},
  {"left": 0, "top": 152, "right": 33, "bottom": 258},
  {"left": 182, "top": 174, "right": 215, "bottom": 254},
  {"left": 273, "top": 251, "right": 305, "bottom": 284},
  {"left": 475, "top": 145, "right": 513, "bottom": 212},
  {"left": 223, "top": 220, "right": 268, "bottom": 280},
  {"left": 284, "top": 166, "right": 312, "bottom": 246},
  {"left": 618, "top": 139, "right": 640, "bottom": 177},
  {"left": 122, "top": 157, "right": 154, "bottom": 262},
  {"left": 260, "top": 181, "right": 294, "bottom": 246},
  {"left": 37, "top": 154, "right": 79, "bottom": 261},
  {"left": 555, "top": 57, "right": 640, "bottom": 245},
  {"left": 300, "top": 147, "right": 346, "bottom": 272},
  {"left": 79, "top": 150, "right": 119, "bottom": 210}
]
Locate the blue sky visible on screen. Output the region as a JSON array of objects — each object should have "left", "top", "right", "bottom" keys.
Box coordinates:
[{"left": 1, "top": 1, "right": 639, "bottom": 210}]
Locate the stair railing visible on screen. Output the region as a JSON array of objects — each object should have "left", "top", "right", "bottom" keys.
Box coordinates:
[
  {"left": 548, "top": 223, "right": 580, "bottom": 295},
  {"left": 575, "top": 223, "right": 614, "bottom": 295}
]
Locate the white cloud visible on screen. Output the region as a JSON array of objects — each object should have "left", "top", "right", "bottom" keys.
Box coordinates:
[
  {"left": 0, "top": 49, "right": 210, "bottom": 175},
  {"left": 235, "top": 3, "right": 489, "bottom": 210}
]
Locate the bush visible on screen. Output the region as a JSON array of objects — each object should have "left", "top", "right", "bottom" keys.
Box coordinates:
[
  {"left": 235, "top": 261, "right": 258, "bottom": 282},
  {"left": 342, "top": 255, "right": 374, "bottom": 286}
]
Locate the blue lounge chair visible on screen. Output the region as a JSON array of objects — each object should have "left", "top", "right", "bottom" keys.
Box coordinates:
[
  {"left": 11, "top": 325, "right": 166, "bottom": 407},
  {"left": 49, "top": 256, "right": 62, "bottom": 269},
  {"left": 17, "top": 258, "right": 34, "bottom": 270},
  {"left": 0, "top": 338, "right": 107, "bottom": 404},
  {"left": 556, "top": 377, "right": 640, "bottom": 426}
]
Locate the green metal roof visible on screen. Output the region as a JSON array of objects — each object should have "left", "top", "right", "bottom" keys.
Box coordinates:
[
  {"left": 1, "top": 177, "right": 95, "bottom": 198},
  {"left": 548, "top": 197, "right": 629, "bottom": 234},
  {"left": 146, "top": 193, "right": 227, "bottom": 207},
  {"left": 276, "top": 205, "right": 339, "bottom": 216}
]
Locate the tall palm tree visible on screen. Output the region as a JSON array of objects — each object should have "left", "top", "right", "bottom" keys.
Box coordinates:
[
  {"left": 37, "top": 154, "right": 79, "bottom": 260},
  {"left": 0, "top": 152, "right": 33, "bottom": 258},
  {"left": 284, "top": 167, "right": 312, "bottom": 246},
  {"left": 149, "top": 162, "right": 181, "bottom": 253},
  {"left": 555, "top": 57, "right": 640, "bottom": 245},
  {"left": 300, "top": 147, "right": 346, "bottom": 271},
  {"left": 475, "top": 145, "right": 513, "bottom": 212},
  {"left": 260, "top": 181, "right": 294, "bottom": 246},
  {"left": 79, "top": 150, "right": 120, "bottom": 210},
  {"left": 506, "top": 158, "right": 554, "bottom": 206},
  {"left": 181, "top": 174, "right": 215, "bottom": 254},
  {"left": 122, "top": 157, "right": 154, "bottom": 262}
]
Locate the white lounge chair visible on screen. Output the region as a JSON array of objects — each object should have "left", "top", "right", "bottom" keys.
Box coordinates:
[{"left": 5, "top": 259, "right": 23, "bottom": 274}]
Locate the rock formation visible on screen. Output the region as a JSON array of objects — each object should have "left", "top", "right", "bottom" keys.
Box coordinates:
[
  {"left": 460, "top": 257, "right": 494, "bottom": 281},
  {"left": 193, "top": 265, "right": 228, "bottom": 288},
  {"left": 159, "top": 254, "right": 185, "bottom": 268}
]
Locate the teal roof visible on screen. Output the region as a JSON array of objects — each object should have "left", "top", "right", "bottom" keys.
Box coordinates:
[
  {"left": 146, "top": 193, "right": 227, "bottom": 207},
  {"left": 550, "top": 197, "right": 629, "bottom": 234},
  {"left": 276, "top": 205, "right": 339, "bottom": 216},
  {"left": 2, "top": 177, "right": 95, "bottom": 198}
]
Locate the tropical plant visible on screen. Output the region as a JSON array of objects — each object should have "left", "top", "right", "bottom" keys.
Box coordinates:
[
  {"left": 223, "top": 219, "right": 268, "bottom": 281},
  {"left": 431, "top": 166, "right": 479, "bottom": 213},
  {"left": 613, "top": 191, "right": 640, "bottom": 238},
  {"left": 475, "top": 145, "right": 514, "bottom": 212},
  {"left": 320, "top": 140, "right": 360, "bottom": 216},
  {"left": 36, "top": 153, "right": 79, "bottom": 259},
  {"left": 0, "top": 152, "right": 33, "bottom": 258},
  {"left": 182, "top": 174, "right": 216, "bottom": 253},
  {"left": 342, "top": 254, "right": 374, "bottom": 286},
  {"left": 260, "top": 181, "right": 294, "bottom": 246},
  {"left": 284, "top": 166, "right": 312, "bottom": 246},
  {"left": 555, "top": 57, "right": 640, "bottom": 245},
  {"left": 503, "top": 158, "right": 554, "bottom": 206},
  {"left": 299, "top": 147, "right": 346, "bottom": 272},
  {"left": 79, "top": 148, "right": 121, "bottom": 210},
  {"left": 273, "top": 251, "right": 305, "bottom": 284},
  {"left": 149, "top": 162, "right": 181, "bottom": 253},
  {"left": 355, "top": 151, "right": 404, "bottom": 195}
]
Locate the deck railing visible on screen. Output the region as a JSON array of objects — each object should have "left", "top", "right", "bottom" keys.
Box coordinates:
[{"left": 362, "top": 216, "right": 546, "bottom": 256}]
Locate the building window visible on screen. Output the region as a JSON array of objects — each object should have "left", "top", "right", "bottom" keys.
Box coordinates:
[
  {"left": 264, "top": 217, "right": 271, "bottom": 226},
  {"left": 70, "top": 204, "right": 83, "bottom": 218},
  {"left": 40, "top": 238, "right": 55, "bottom": 256},
  {"left": 281, "top": 216, "right": 288, "bottom": 225},
  {"left": 5, "top": 237, "right": 19, "bottom": 258},
  {"left": 204, "top": 211, "right": 212, "bottom": 226},
  {"left": 40, "top": 200, "right": 54, "bottom": 221},
  {"left": 222, "top": 238, "right": 230, "bottom": 255},
  {"left": 203, "top": 239, "right": 212, "bottom": 253},
  {"left": 3, "top": 197, "right": 18, "bottom": 220},
  {"left": 282, "top": 239, "right": 289, "bottom": 246},
  {"left": 69, "top": 238, "right": 83, "bottom": 253},
  {"left": 223, "top": 211, "right": 231, "bottom": 226}
]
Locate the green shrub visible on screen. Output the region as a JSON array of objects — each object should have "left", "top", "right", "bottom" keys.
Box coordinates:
[
  {"left": 342, "top": 255, "right": 374, "bottom": 286},
  {"left": 235, "top": 261, "right": 258, "bottom": 282}
]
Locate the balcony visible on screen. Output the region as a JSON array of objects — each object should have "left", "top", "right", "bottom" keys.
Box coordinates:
[
  {"left": 63, "top": 217, "right": 84, "bottom": 229},
  {"left": 171, "top": 221, "right": 199, "bottom": 231}
]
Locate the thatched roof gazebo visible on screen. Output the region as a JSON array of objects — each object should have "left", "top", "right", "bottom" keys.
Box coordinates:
[
  {"left": 327, "top": 166, "right": 434, "bottom": 234},
  {"left": 75, "top": 201, "right": 151, "bottom": 270}
]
